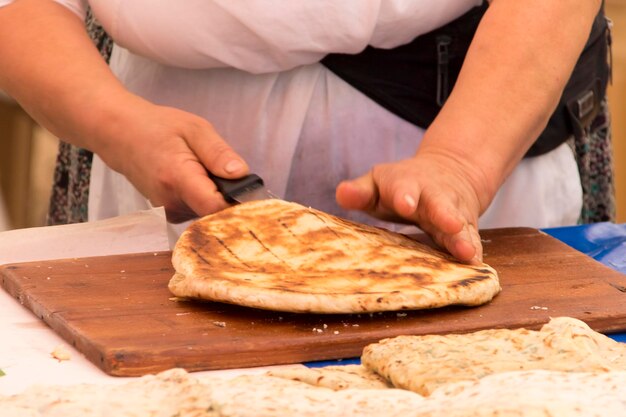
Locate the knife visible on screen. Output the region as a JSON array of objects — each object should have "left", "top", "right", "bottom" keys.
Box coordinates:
[{"left": 208, "top": 172, "right": 274, "bottom": 204}]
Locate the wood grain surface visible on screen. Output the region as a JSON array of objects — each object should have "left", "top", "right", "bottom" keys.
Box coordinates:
[{"left": 1, "top": 227, "right": 626, "bottom": 376}]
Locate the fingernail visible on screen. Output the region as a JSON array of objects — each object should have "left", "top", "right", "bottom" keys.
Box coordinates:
[
  {"left": 224, "top": 159, "right": 244, "bottom": 174},
  {"left": 403, "top": 194, "right": 416, "bottom": 209}
]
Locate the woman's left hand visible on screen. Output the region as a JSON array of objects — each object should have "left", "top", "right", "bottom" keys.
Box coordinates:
[{"left": 336, "top": 151, "right": 485, "bottom": 264}]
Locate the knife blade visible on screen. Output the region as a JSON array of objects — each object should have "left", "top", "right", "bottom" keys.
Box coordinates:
[{"left": 208, "top": 172, "right": 273, "bottom": 204}]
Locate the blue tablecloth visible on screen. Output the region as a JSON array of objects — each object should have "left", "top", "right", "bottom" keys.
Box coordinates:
[
  {"left": 544, "top": 222, "right": 626, "bottom": 343},
  {"left": 307, "top": 223, "right": 626, "bottom": 367},
  {"left": 543, "top": 222, "right": 626, "bottom": 275}
]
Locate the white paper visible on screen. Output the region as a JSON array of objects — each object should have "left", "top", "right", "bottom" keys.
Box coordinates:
[{"left": 0, "top": 208, "right": 171, "bottom": 266}]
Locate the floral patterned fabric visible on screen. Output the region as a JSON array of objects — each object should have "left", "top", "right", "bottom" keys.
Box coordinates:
[
  {"left": 46, "top": 9, "right": 112, "bottom": 225},
  {"left": 46, "top": 9, "right": 616, "bottom": 225},
  {"left": 574, "top": 98, "right": 616, "bottom": 223}
]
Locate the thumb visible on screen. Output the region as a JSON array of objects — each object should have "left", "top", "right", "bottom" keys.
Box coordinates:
[
  {"left": 335, "top": 173, "right": 379, "bottom": 211},
  {"left": 185, "top": 119, "right": 249, "bottom": 179}
]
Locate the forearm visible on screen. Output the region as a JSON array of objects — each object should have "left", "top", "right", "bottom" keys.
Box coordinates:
[
  {"left": 0, "top": 0, "right": 256, "bottom": 222},
  {"left": 0, "top": 0, "right": 140, "bottom": 165},
  {"left": 418, "top": 0, "right": 601, "bottom": 211}
]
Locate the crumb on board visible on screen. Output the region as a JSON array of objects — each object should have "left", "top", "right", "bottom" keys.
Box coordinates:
[
  {"left": 51, "top": 345, "right": 71, "bottom": 362},
  {"left": 212, "top": 321, "right": 227, "bottom": 328},
  {"left": 396, "top": 312, "right": 407, "bottom": 318},
  {"left": 530, "top": 306, "right": 549, "bottom": 310}
]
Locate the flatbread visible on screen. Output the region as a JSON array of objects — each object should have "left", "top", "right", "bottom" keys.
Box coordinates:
[
  {"left": 0, "top": 369, "right": 423, "bottom": 417},
  {"left": 266, "top": 364, "right": 391, "bottom": 390},
  {"left": 169, "top": 199, "right": 500, "bottom": 313},
  {"left": 362, "top": 316, "right": 626, "bottom": 396},
  {"left": 0, "top": 368, "right": 217, "bottom": 417},
  {"left": 209, "top": 374, "right": 423, "bottom": 417},
  {"left": 5, "top": 367, "right": 626, "bottom": 417},
  {"left": 419, "top": 370, "right": 626, "bottom": 417}
]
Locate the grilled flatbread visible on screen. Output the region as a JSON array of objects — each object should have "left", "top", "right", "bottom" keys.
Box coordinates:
[
  {"left": 362, "top": 317, "right": 626, "bottom": 396},
  {"left": 169, "top": 199, "right": 500, "bottom": 313}
]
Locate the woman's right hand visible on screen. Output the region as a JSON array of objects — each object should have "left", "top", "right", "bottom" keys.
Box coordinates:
[
  {"left": 0, "top": 0, "right": 249, "bottom": 223},
  {"left": 95, "top": 96, "right": 250, "bottom": 223}
]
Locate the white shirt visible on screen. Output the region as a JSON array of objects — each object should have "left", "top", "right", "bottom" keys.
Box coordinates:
[{"left": 0, "top": 0, "right": 583, "bottom": 235}]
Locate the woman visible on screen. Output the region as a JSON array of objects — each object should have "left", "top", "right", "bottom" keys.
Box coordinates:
[{"left": 0, "top": 0, "right": 609, "bottom": 263}]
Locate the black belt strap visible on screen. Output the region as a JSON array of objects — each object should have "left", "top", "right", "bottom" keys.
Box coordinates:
[{"left": 322, "top": 3, "right": 610, "bottom": 157}]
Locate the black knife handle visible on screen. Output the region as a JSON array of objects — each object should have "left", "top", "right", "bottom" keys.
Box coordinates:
[{"left": 208, "top": 172, "right": 264, "bottom": 203}]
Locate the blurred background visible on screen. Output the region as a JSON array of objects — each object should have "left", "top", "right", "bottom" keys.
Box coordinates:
[
  {"left": 607, "top": 0, "right": 626, "bottom": 224},
  {"left": 0, "top": 2, "right": 625, "bottom": 231}
]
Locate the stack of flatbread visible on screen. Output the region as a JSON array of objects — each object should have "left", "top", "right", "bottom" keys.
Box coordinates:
[
  {"left": 362, "top": 316, "right": 626, "bottom": 395},
  {"left": 169, "top": 199, "right": 500, "bottom": 313},
  {"left": 4, "top": 317, "right": 626, "bottom": 416}
]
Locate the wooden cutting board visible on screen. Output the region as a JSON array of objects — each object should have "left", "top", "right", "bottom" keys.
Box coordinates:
[{"left": 1, "top": 227, "right": 626, "bottom": 376}]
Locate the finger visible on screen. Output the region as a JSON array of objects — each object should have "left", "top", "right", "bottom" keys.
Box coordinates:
[
  {"left": 421, "top": 222, "right": 476, "bottom": 264},
  {"left": 468, "top": 223, "right": 484, "bottom": 264},
  {"left": 367, "top": 164, "right": 424, "bottom": 222},
  {"left": 422, "top": 200, "right": 465, "bottom": 236},
  {"left": 184, "top": 119, "right": 249, "bottom": 179},
  {"left": 392, "top": 192, "right": 418, "bottom": 218},
  {"left": 416, "top": 195, "right": 478, "bottom": 263},
  {"left": 335, "top": 173, "right": 379, "bottom": 211},
  {"left": 175, "top": 159, "right": 230, "bottom": 219},
  {"left": 447, "top": 224, "right": 479, "bottom": 264}
]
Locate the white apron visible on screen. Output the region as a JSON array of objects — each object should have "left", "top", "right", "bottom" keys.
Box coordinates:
[{"left": 0, "top": 0, "right": 583, "bottom": 238}]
